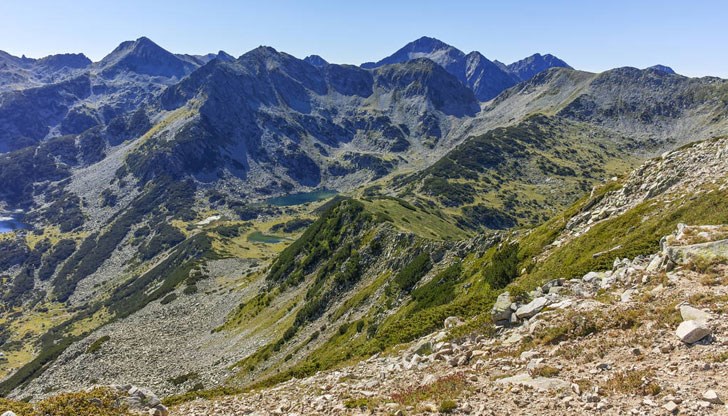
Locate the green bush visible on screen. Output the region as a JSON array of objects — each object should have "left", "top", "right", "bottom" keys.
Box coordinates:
[
  {"left": 393, "top": 253, "right": 432, "bottom": 293},
  {"left": 483, "top": 242, "right": 519, "bottom": 289}
]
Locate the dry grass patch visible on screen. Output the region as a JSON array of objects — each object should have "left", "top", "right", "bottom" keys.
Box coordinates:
[
  {"left": 0, "top": 387, "right": 132, "bottom": 416},
  {"left": 391, "top": 373, "right": 469, "bottom": 408},
  {"left": 601, "top": 369, "right": 661, "bottom": 397}
]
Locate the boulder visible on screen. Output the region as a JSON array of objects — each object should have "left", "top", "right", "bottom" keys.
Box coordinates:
[
  {"left": 491, "top": 292, "right": 512, "bottom": 323},
  {"left": 680, "top": 305, "right": 710, "bottom": 323},
  {"left": 2, "top": 412, "right": 18, "bottom": 416},
  {"left": 676, "top": 320, "right": 711, "bottom": 344},
  {"left": 582, "top": 272, "right": 602, "bottom": 283},
  {"left": 515, "top": 297, "right": 548, "bottom": 319},
  {"left": 702, "top": 390, "right": 722, "bottom": 404}
]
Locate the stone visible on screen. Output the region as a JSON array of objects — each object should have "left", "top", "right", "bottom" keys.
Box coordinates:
[
  {"left": 620, "top": 289, "right": 635, "bottom": 303},
  {"left": 663, "top": 401, "right": 679, "bottom": 414},
  {"left": 444, "top": 316, "right": 464, "bottom": 329},
  {"left": 646, "top": 255, "right": 664, "bottom": 272},
  {"left": 503, "top": 331, "right": 524, "bottom": 345},
  {"left": 491, "top": 292, "right": 512, "bottom": 323},
  {"left": 515, "top": 297, "right": 548, "bottom": 319},
  {"left": 2, "top": 412, "right": 18, "bottom": 416},
  {"left": 586, "top": 394, "right": 600, "bottom": 403},
  {"left": 541, "top": 279, "right": 564, "bottom": 293},
  {"left": 582, "top": 272, "right": 602, "bottom": 283},
  {"left": 703, "top": 390, "right": 723, "bottom": 404},
  {"left": 680, "top": 305, "right": 711, "bottom": 322},
  {"left": 676, "top": 320, "right": 712, "bottom": 344},
  {"left": 149, "top": 405, "right": 169, "bottom": 416}
]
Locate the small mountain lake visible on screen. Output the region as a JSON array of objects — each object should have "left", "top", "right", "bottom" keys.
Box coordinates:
[
  {"left": 0, "top": 215, "right": 28, "bottom": 233},
  {"left": 247, "top": 231, "right": 289, "bottom": 244},
  {"left": 265, "top": 189, "right": 338, "bottom": 206}
]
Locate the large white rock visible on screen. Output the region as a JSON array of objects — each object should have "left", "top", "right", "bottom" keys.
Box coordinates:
[
  {"left": 515, "top": 297, "right": 548, "bottom": 319},
  {"left": 2, "top": 411, "right": 18, "bottom": 416},
  {"left": 680, "top": 305, "right": 711, "bottom": 322},
  {"left": 676, "top": 320, "right": 712, "bottom": 344}
]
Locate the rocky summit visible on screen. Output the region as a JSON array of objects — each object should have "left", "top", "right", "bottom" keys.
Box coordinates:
[{"left": 1, "top": 30, "right": 728, "bottom": 416}]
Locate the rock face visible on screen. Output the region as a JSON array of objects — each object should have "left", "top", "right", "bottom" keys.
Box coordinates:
[{"left": 676, "top": 320, "right": 712, "bottom": 344}]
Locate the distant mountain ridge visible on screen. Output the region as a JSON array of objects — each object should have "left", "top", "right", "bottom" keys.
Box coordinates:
[{"left": 361, "top": 36, "right": 571, "bottom": 100}]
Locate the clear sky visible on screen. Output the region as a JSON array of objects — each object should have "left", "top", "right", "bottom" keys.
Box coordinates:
[{"left": 1, "top": 0, "right": 726, "bottom": 77}]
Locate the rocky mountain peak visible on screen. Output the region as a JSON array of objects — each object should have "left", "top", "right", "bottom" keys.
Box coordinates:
[
  {"left": 647, "top": 64, "right": 676, "bottom": 74},
  {"left": 304, "top": 54, "right": 328, "bottom": 67},
  {"left": 215, "top": 50, "right": 235, "bottom": 62},
  {"left": 361, "top": 36, "right": 464, "bottom": 70},
  {"left": 97, "top": 36, "right": 197, "bottom": 78},
  {"left": 507, "top": 53, "right": 572, "bottom": 81}
]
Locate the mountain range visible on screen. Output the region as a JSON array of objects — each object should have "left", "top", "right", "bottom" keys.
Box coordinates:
[{"left": 0, "top": 35, "right": 727, "bottom": 414}]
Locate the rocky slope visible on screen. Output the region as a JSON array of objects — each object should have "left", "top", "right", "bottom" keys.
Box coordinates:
[{"left": 175, "top": 229, "right": 728, "bottom": 415}]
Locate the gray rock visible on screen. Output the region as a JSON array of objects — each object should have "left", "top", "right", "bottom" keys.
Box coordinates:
[
  {"left": 663, "top": 401, "right": 679, "bottom": 414},
  {"left": 515, "top": 297, "right": 548, "bottom": 319},
  {"left": 680, "top": 305, "right": 711, "bottom": 323},
  {"left": 2, "top": 411, "right": 18, "bottom": 416},
  {"left": 646, "top": 254, "right": 665, "bottom": 272},
  {"left": 542, "top": 279, "right": 564, "bottom": 293},
  {"left": 491, "top": 292, "right": 512, "bottom": 323},
  {"left": 676, "top": 320, "right": 711, "bottom": 344},
  {"left": 582, "top": 271, "right": 602, "bottom": 283},
  {"left": 444, "top": 316, "right": 464, "bottom": 329}
]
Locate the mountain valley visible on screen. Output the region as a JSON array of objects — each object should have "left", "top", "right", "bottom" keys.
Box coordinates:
[{"left": 0, "top": 35, "right": 727, "bottom": 416}]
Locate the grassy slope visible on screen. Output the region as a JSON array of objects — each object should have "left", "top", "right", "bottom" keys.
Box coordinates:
[{"left": 392, "top": 114, "right": 636, "bottom": 229}]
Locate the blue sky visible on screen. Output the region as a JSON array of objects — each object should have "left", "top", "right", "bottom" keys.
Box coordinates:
[{"left": 2, "top": 0, "right": 726, "bottom": 77}]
